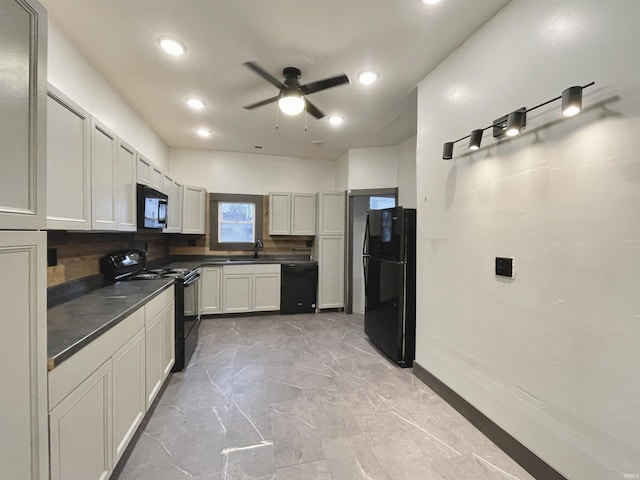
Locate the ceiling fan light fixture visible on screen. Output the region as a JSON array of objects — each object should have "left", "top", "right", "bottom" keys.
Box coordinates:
[
  {"left": 358, "top": 70, "right": 379, "bottom": 86},
  {"left": 328, "top": 115, "right": 344, "bottom": 126},
  {"left": 278, "top": 90, "right": 305, "bottom": 116},
  {"left": 422, "top": 0, "right": 442, "bottom": 4},
  {"left": 158, "top": 36, "right": 186, "bottom": 56},
  {"left": 186, "top": 97, "right": 205, "bottom": 110}
]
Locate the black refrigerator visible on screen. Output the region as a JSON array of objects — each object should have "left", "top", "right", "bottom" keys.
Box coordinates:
[{"left": 363, "top": 207, "right": 416, "bottom": 368}]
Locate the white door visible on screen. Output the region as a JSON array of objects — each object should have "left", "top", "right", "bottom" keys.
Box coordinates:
[
  {"left": 253, "top": 273, "right": 281, "bottom": 311},
  {"left": 200, "top": 267, "right": 222, "bottom": 314},
  {"left": 145, "top": 313, "right": 163, "bottom": 408},
  {"left": 223, "top": 274, "right": 253, "bottom": 313},
  {"left": 161, "top": 302, "right": 175, "bottom": 378},
  {"left": 91, "top": 120, "right": 118, "bottom": 230},
  {"left": 116, "top": 139, "right": 137, "bottom": 231}
]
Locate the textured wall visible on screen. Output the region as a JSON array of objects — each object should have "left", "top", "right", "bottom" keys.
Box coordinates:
[{"left": 415, "top": 1, "right": 640, "bottom": 479}]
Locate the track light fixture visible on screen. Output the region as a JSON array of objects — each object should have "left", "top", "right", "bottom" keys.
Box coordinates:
[{"left": 442, "top": 81, "right": 594, "bottom": 160}]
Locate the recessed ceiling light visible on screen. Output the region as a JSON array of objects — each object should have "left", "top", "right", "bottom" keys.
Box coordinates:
[
  {"left": 186, "top": 97, "right": 206, "bottom": 110},
  {"left": 422, "top": 0, "right": 442, "bottom": 4},
  {"left": 158, "top": 36, "right": 186, "bottom": 56},
  {"left": 328, "top": 115, "right": 344, "bottom": 126},
  {"left": 357, "top": 70, "right": 379, "bottom": 86},
  {"left": 195, "top": 128, "right": 211, "bottom": 137}
]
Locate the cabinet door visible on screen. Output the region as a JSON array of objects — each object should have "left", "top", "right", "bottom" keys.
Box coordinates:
[
  {"left": 136, "top": 155, "right": 151, "bottom": 186},
  {"left": 317, "top": 192, "right": 345, "bottom": 235},
  {"left": 0, "top": 231, "right": 47, "bottom": 480},
  {"left": 145, "top": 313, "right": 163, "bottom": 409},
  {"left": 161, "top": 301, "right": 175, "bottom": 379},
  {"left": 223, "top": 274, "right": 253, "bottom": 313},
  {"left": 49, "top": 360, "right": 112, "bottom": 480},
  {"left": 91, "top": 119, "right": 118, "bottom": 230},
  {"left": 317, "top": 235, "right": 345, "bottom": 309},
  {"left": 116, "top": 139, "right": 137, "bottom": 231},
  {"left": 200, "top": 267, "right": 222, "bottom": 314},
  {"left": 253, "top": 273, "right": 281, "bottom": 312},
  {"left": 0, "top": 0, "right": 46, "bottom": 230},
  {"left": 149, "top": 164, "right": 164, "bottom": 191},
  {"left": 182, "top": 185, "right": 206, "bottom": 234},
  {"left": 162, "top": 174, "right": 173, "bottom": 233},
  {"left": 172, "top": 180, "right": 183, "bottom": 233},
  {"left": 291, "top": 193, "right": 316, "bottom": 235},
  {"left": 46, "top": 87, "right": 92, "bottom": 230},
  {"left": 269, "top": 192, "right": 291, "bottom": 235},
  {"left": 112, "top": 328, "right": 145, "bottom": 464}
]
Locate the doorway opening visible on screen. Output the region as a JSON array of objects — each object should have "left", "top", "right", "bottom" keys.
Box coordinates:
[{"left": 345, "top": 188, "right": 397, "bottom": 314}]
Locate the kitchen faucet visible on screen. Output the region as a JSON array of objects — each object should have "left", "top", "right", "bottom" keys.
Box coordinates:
[{"left": 253, "top": 240, "right": 263, "bottom": 258}]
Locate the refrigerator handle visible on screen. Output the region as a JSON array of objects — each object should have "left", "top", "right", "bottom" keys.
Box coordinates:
[
  {"left": 362, "top": 214, "right": 370, "bottom": 257},
  {"left": 362, "top": 254, "right": 369, "bottom": 299}
]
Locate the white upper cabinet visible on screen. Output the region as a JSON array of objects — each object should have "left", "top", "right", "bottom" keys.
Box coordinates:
[
  {"left": 116, "top": 139, "right": 137, "bottom": 231},
  {"left": 162, "top": 174, "right": 183, "bottom": 233},
  {"left": 291, "top": 193, "right": 316, "bottom": 235},
  {"left": 46, "top": 86, "right": 92, "bottom": 230},
  {"left": 317, "top": 191, "right": 345, "bottom": 235},
  {"left": 269, "top": 192, "right": 291, "bottom": 235},
  {"left": 91, "top": 119, "right": 118, "bottom": 230},
  {"left": 182, "top": 185, "right": 206, "bottom": 234},
  {"left": 136, "top": 155, "right": 163, "bottom": 191},
  {"left": 269, "top": 192, "right": 316, "bottom": 236},
  {"left": 0, "top": 0, "right": 47, "bottom": 230}
]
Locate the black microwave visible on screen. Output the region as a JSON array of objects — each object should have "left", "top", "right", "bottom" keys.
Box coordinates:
[{"left": 137, "top": 184, "right": 168, "bottom": 230}]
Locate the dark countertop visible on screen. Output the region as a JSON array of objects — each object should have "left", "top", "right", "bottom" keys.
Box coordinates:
[
  {"left": 164, "top": 255, "right": 317, "bottom": 269},
  {"left": 47, "top": 278, "right": 174, "bottom": 370},
  {"left": 47, "top": 255, "right": 316, "bottom": 371}
]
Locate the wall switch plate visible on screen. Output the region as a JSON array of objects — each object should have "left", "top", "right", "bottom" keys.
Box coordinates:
[{"left": 495, "top": 257, "right": 514, "bottom": 278}]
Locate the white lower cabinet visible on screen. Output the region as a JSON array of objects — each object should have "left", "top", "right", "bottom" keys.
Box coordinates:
[
  {"left": 314, "top": 235, "right": 345, "bottom": 309},
  {"left": 222, "top": 264, "right": 281, "bottom": 314},
  {"left": 222, "top": 273, "right": 253, "bottom": 314},
  {"left": 144, "top": 288, "right": 175, "bottom": 408},
  {"left": 253, "top": 273, "right": 281, "bottom": 311},
  {"left": 0, "top": 232, "right": 47, "bottom": 480},
  {"left": 200, "top": 266, "right": 222, "bottom": 314},
  {"left": 49, "top": 360, "right": 112, "bottom": 480},
  {"left": 112, "top": 328, "right": 146, "bottom": 463},
  {"left": 48, "top": 286, "right": 175, "bottom": 479}
]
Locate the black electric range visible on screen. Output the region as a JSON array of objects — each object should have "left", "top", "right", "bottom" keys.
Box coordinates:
[{"left": 103, "top": 250, "right": 201, "bottom": 371}]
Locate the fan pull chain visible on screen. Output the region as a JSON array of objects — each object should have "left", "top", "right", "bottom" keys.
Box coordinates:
[
  {"left": 304, "top": 103, "right": 308, "bottom": 132},
  {"left": 275, "top": 105, "right": 279, "bottom": 130}
]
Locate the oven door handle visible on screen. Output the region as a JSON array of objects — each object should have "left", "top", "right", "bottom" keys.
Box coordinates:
[{"left": 183, "top": 273, "right": 200, "bottom": 286}]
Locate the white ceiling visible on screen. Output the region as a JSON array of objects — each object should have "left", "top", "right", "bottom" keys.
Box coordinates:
[{"left": 41, "top": 0, "right": 510, "bottom": 161}]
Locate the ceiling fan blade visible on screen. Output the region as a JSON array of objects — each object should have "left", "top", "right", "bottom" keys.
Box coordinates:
[
  {"left": 300, "top": 74, "right": 350, "bottom": 95},
  {"left": 243, "top": 95, "right": 280, "bottom": 110},
  {"left": 243, "top": 61, "right": 287, "bottom": 90},
  {"left": 305, "top": 99, "right": 325, "bottom": 119}
]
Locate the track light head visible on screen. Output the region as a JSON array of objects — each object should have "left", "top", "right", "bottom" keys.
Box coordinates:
[
  {"left": 442, "top": 142, "right": 454, "bottom": 160},
  {"left": 506, "top": 110, "right": 526, "bottom": 137},
  {"left": 468, "top": 129, "right": 483, "bottom": 150},
  {"left": 562, "top": 85, "right": 583, "bottom": 117}
]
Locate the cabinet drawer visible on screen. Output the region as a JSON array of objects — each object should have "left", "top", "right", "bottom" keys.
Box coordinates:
[
  {"left": 145, "top": 285, "right": 174, "bottom": 320},
  {"left": 49, "top": 308, "right": 144, "bottom": 409},
  {"left": 222, "top": 264, "right": 281, "bottom": 275}
]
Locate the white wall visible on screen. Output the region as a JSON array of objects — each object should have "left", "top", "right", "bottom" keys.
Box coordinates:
[
  {"left": 397, "top": 135, "right": 417, "bottom": 208},
  {"left": 416, "top": 2, "right": 640, "bottom": 479},
  {"left": 169, "top": 148, "right": 335, "bottom": 194},
  {"left": 346, "top": 146, "right": 398, "bottom": 190},
  {"left": 47, "top": 21, "right": 169, "bottom": 169}
]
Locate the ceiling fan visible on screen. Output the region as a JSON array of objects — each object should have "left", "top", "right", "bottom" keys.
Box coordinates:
[{"left": 242, "top": 61, "right": 350, "bottom": 119}]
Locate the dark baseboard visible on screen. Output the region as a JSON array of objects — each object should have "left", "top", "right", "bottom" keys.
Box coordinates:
[{"left": 412, "top": 361, "right": 567, "bottom": 480}]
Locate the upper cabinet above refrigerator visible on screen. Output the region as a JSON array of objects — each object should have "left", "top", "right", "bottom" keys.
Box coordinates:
[{"left": 0, "top": 0, "right": 47, "bottom": 230}]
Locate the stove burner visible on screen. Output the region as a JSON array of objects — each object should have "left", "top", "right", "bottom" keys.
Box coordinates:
[{"left": 131, "top": 272, "right": 162, "bottom": 280}]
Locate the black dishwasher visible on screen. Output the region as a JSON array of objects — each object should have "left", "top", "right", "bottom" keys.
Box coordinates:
[{"left": 280, "top": 263, "right": 318, "bottom": 314}]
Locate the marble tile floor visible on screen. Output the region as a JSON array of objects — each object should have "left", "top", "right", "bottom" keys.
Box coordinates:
[{"left": 112, "top": 312, "right": 535, "bottom": 480}]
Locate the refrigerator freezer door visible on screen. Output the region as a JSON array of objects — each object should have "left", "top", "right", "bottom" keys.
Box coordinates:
[
  {"left": 366, "top": 207, "right": 406, "bottom": 262},
  {"left": 364, "top": 257, "right": 407, "bottom": 364}
]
